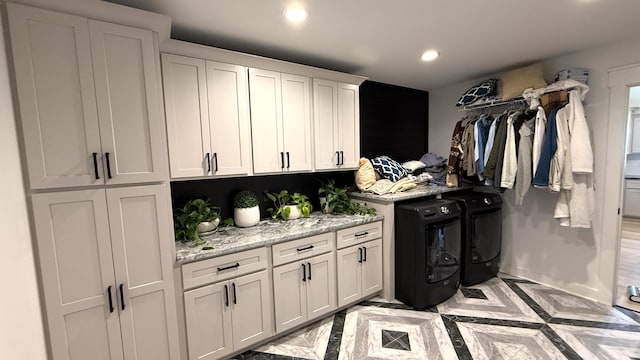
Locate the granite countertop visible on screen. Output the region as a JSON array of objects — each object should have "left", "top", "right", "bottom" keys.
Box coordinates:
[
  {"left": 348, "top": 184, "right": 470, "bottom": 203},
  {"left": 175, "top": 212, "right": 383, "bottom": 264}
]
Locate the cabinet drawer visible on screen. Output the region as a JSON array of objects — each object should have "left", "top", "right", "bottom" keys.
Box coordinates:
[
  {"left": 336, "top": 221, "right": 382, "bottom": 249},
  {"left": 627, "top": 179, "right": 640, "bottom": 189},
  {"left": 182, "top": 247, "right": 268, "bottom": 290},
  {"left": 272, "top": 232, "right": 334, "bottom": 266},
  {"left": 624, "top": 188, "right": 640, "bottom": 217}
]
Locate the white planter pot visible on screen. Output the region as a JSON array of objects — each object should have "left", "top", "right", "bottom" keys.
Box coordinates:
[
  {"left": 319, "top": 197, "right": 333, "bottom": 214},
  {"left": 197, "top": 218, "right": 220, "bottom": 235},
  {"left": 234, "top": 206, "right": 260, "bottom": 228},
  {"left": 286, "top": 204, "right": 301, "bottom": 220}
]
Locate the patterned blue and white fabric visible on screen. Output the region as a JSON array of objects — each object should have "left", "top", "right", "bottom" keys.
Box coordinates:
[
  {"left": 455, "top": 79, "right": 497, "bottom": 106},
  {"left": 371, "top": 156, "right": 407, "bottom": 182}
]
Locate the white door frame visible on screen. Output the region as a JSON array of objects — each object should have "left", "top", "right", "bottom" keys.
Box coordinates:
[{"left": 600, "top": 63, "right": 640, "bottom": 304}]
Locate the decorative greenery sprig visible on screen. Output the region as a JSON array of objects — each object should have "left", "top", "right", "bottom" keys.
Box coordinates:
[
  {"left": 266, "top": 190, "right": 313, "bottom": 220},
  {"left": 318, "top": 179, "right": 376, "bottom": 216},
  {"left": 174, "top": 198, "right": 220, "bottom": 243},
  {"left": 233, "top": 190, "right": 259, "bottom": 208}
]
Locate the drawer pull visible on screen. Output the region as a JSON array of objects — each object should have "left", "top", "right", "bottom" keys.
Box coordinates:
[
  {"left": 217, "top": 262, "right": 240, "bottom": 272},
  {"left": 296, "top": 245, "right": 314, "bottom": 252},
  {"left": 355, "top": 231, "right": 369, "bottom": 237}
]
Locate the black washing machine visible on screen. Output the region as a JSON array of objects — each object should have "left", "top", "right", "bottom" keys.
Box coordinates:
[
  {"left": 444, "top": 191, "right": 502, "bottom": 286},
  {"left": 395, "top": 199, "right": 462, "bottom": 309}
]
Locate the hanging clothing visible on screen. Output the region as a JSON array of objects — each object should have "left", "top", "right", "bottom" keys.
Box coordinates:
[
  {"left": 484, "top": 112, "right": 508, "bottom": 183},
  {"left": 483, "top": 116, "right": 498, "bottom": 167},
  {"left": 549, "top": 105, "right": 573, "bottom": 192},
  {"left": 475, "top": 114, "right": 493, "bottom": 181},
  {"left": 461, "top": 117, "right": 476, "bottom": 176},
  {"left": 500, "top": 111, "right": 520, "bottom": 189},
  {"left": 531, "top": 106, "right": 547, "bottom": 176},
  {"left": 532, "top": 106, "right": 563, "bottom": 187},
  {"left": 554, "top": 88, "right": 595, "bottom": 228},
  {"left": 446, "top": 120, "right": 464, "bottom": 187},
  {"left": 514, "top": 117, "right": 535, "bottom": 205}
]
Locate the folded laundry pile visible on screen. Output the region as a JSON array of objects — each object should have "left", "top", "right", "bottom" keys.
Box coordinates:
[{"left": 354, "top": 153, "right": 448, "bottom": 195}]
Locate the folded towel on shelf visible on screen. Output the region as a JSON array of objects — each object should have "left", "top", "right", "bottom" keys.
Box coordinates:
[{"left": 366, "top": 177, "right": 417, "bottom": 195}]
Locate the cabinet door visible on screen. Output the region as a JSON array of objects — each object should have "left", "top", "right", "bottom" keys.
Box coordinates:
[
  {"left": 89, "top": 20, "right": 166, "bottom": 184},
  {"left": 305, "top": 253, "right": 337, "bottom": 321},
  {"left": 32, "top": 190, "right": 123, "bottom": 360},
  {"left": 273, "top": 261, "right": 307, "bottom": 333},
  {"left": 338, "top": 83, "right": 360, "bottom": 169},
  {"left": 230, "top": 271, "right": 273, "bottom": 350},
  {"left": 207, "top": 61, "right": 252, "bottom": 176},
  {"left": 361, "top": 239, "right": 383, "bottom": 297},
  {"left": 281, "top": 73, "right": 313, "bottom": 172},
  {"left": 249, "top": 68, "right": 284, "bottom": 174},
  {"left": 106, "top": 185, "right": 180, "bottom": 360},
  {"left": 162, "top": 54, "right": 210, "bottom": 178},
  {"left": 184, "top": 282, "right": 233, "bottom": 360},
  {"left": 313, "top": 79, "right": 339, "bottom": 170},
  {"left": 7, "top": 3, "right": 103, "bottom": 189},
  {"left": 336, "top": 246, "right": 362, "bottom": 307}
]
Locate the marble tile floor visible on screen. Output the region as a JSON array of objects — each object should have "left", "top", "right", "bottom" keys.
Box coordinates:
[{"left": 233, "top": 275, "right": 640, "bottom": 360}]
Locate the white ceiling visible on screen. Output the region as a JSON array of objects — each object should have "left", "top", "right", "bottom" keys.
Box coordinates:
[{"left": 105, "top": 0, "right": 640, "bottom": 91}]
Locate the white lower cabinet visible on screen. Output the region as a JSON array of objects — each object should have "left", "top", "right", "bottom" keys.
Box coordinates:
[
  {"left": 31, "top": 185, "right": 179, "bottom": 360},
  {"left": 336, "top": 238, "right": 383, "bottom": 307},
  {"left": 273, "top": 252, "right": 336, "bottom": 333},
  {"left": 183, "top": 252, "right": 273, "bottom": 360}
]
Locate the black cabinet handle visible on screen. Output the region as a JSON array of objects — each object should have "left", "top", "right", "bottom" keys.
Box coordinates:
[
  {"left": 280, "top": 152, "right": 285, "bottom": 169},
  {"left": 92, "top": 152, "right": 100, "bottom": 180},
  {"left": 363, "top": 246, "right": 367, "bottom": 262},
  {"left": 335, "top": 151, "right": 340, "bottom": 166},
  {"left": 302, "top": 263, "right": 306, "bottom": 282},
  {"left": 286, "top": 152, "right": 290, "bottom": 169},
  {"left": 224, "top": 284, "right": 229, "bottom": 307},
  {"left": 307, "top": 262, "right": 311, "bottom": 280},
  {"left": 213, "top": 152, "right": 218, "bottom": 171},
  {"left": 119, "top": 283, "right": 125, "bottom": 311},
  {"left": 358, "top": 247, "right": 363, "bottom": 263},
  {"left": 105, "top": 152, "right": 112, "bottom": 179},
  {"left": 296, "top": 245, "right": 314, "bottom": 252},
  {"left": 340, "top": 151, "right": 344, "bottom": 165},
  {"left": 107, "top": 285, "right": 114, "bottom": 313},
  {"left": 355, "top": 231, "right": 369, "bottom": 237},
  {"left": 206, "top": 152, "right": 211, "bottom": 173},
  {"left": 217, "top": 262, "right": 240, "bottom": 272},
  {"left": 232, "top": 283, "right": 237, "bottom": 304}
]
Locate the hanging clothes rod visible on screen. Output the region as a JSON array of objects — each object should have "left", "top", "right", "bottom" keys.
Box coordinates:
[{"left": 460, "top": 97, "right": 527, "bottom": 112}]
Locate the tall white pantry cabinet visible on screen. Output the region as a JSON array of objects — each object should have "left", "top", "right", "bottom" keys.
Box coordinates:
[{"left": 7, "top": 2, "right": 180, "bottom": 360}]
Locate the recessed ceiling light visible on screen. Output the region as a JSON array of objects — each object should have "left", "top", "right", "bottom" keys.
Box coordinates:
[
  {"left": 284, "top": 7, "right": 308, "bottom": 22},
  {"left": 421, "top": 50, "right": 439, "bottom": 62}
]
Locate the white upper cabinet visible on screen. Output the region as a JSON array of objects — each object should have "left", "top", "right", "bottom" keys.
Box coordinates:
[
  {"left": 249, "top": 68, "right": 312, "bottom": 174},
  {"left": 8, "top": 3, "right": 166, "bottom": 189},
  {"left": 162, "top": 54, "right": 252, "bottom": 178},
  {"left": 313, "top": 79, "right": 360, "bottom": 170}
]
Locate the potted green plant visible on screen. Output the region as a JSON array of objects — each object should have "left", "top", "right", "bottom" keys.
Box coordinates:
[
  {"left": 173, "top": 198, "right": 220, "bottom": 245},
  {"left": 233, "top": 190, "right": 260, "bottom": 227},
  {"left": 266, "top": 190, "right": 313, "bottom": 220},
  {"left": 318, "top": 179, "right": 376, "bottom": 216}
]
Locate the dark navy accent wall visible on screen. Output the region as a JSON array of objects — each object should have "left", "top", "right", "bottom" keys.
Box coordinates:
[
  {"left": 170, "top": 171, "right": 354, "bottom": 219},
  {"left": 359, "top": 80, "right": 428, "bottom": 163}
]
